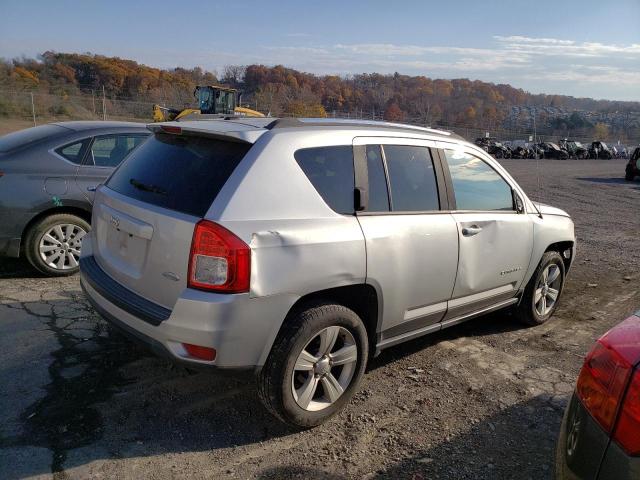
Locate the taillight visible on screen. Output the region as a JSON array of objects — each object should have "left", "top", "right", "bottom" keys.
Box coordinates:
[
  {"left": 614, "top": 370, "right": 640, "bottom": 455},
  {"left": 187, "top": 220, "right": 250, "bottom": 293},
  {"left": 576, "top": 314, "right": 640, "bottom": 455},
  {"left": 576, "top": 342, "right": 632, "bottom": 432}
]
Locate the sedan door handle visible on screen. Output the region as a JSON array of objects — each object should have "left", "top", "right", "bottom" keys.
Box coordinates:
[
  {"left": 462, "top": 225, "right": 482, "bottom": 237},
  {"left": 87, "top": 185, "right": 97, "bottom": 192}
]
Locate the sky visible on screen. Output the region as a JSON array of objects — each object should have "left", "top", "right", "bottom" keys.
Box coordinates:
[{"left": 1, "top": 0, "right": 639, "bottom": 101}]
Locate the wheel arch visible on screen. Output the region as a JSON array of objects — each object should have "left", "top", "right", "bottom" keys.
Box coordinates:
[{"left": 21, "top": 204, "right": 92, "bottom": 254}]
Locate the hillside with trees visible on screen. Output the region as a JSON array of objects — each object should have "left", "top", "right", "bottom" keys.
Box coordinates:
[{"left": 1, "top": 52, "right": 638, "bottom": 142}]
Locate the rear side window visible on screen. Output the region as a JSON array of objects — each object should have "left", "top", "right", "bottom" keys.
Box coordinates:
[
  {"left": 0, "top": 124, "right": 67, "bottom": 153},
  {"left": 444, "top": 149, "right": 514, "bottom": 211},
  {"left": 56, "top": 139, "right": 90, "bottom": 164},
  {"left": 106, "top": 134, "right": 250, "bottom": 217},
  {"left": 384, "top": 145, "right": 439, "bottom": 212},
  {"left": 89, "top": 134, "right": 147, "bottom": 167},
  {"left": 295, "top": 146, "right": 355, "bottom": 214}
]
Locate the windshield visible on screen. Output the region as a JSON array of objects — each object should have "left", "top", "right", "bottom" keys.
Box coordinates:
[{"left": 0, "top": 124, "right": 67, "bottom": 153}]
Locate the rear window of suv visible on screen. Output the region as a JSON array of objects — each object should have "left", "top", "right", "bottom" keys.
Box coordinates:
[{"left": 106, "top": 133, "right": 250, "bottom": 217}]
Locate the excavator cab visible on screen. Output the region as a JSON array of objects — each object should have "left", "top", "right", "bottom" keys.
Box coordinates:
[{"left": 196, "top": 86, "right": 237, "bottom": 115}]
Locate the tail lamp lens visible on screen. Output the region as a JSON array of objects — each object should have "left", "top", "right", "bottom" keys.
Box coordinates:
[
  {"left": 576, "top": 314, "right": 640, "bottom": 455},
  {"left": 576, "top": 342, "right": 632, "bottom": 433},
  {"left": 188, "top": 220, "right": 250, "bottom": 293}
]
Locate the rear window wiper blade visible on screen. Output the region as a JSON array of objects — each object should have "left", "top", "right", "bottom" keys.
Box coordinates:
[{"left": 129, "top": 178, "right": 167, "bottom": 195}]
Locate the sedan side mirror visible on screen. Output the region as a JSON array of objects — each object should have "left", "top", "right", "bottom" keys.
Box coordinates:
[{"left": 514, "top": 193, "right": 525, "bottom": 214}]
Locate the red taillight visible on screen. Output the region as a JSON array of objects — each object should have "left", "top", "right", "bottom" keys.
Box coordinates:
[
  {"left": 187, "top": 220, "right": 250, "bottom": 293},
  {"left": 182, "top": 343, "right": 216, "bottom": 361},
  {"left": 614, "top": 370, "right": 640, "bottom": 455},
  {"left": 576, "top": 314, "right": 640, "bottom": 455},
  {"left": 576, "top": 342, "right": 632, "bottom": 432}
]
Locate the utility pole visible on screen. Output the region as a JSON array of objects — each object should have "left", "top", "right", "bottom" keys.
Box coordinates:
[
  {"left": 91, "top": 89, "right": 96, "bottom": 115},
  {"left": 102, "top": 85, "right": 106, "bottom": 121},
  {"left": 30, "top": 92, "right": 36, "bottom": 126}
]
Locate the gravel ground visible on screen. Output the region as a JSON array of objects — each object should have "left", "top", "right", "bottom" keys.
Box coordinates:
[{"left": 0, "top": 159, "right": 638, "bottom": 480}]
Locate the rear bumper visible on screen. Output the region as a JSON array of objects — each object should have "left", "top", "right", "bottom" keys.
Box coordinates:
[{"left": 79, "top": 251, "right": 296, "bottom": 369}]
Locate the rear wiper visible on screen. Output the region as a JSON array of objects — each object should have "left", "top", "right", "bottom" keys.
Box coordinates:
[{"left": 129, "top": 178, "right": 167, "bottom": 195}]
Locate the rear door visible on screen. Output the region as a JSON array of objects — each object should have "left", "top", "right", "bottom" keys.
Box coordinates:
[
  {"left": 75, "top": 133, "right": 148, "bottom": 203},
  {"left": 439, "top": 146, "right": 533, "bottom": 319},
  {"left": 354, "top": 137, "right": 459, "bottom": 343},
  {"left": 91, "top": 132, "right": 251, "bottom": 309}
]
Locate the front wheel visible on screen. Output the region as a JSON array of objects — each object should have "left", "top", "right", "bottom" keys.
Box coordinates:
[
  {"left": 257, "top": 303, "right": 368, "bottom": 428},
  {"left": 514, "top": 251, "right": 565, "bottom": 326}
]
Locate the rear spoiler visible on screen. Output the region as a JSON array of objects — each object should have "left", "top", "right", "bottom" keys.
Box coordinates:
[{"left": 147, "top": 121, "right": 267, "bottom": 144}]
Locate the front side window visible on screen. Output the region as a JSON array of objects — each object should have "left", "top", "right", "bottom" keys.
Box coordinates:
[
  {"left": 444, "top": 149, "right": 514, "bottom": 211},
  {"left": 89, "top": 134, "right": 147, "bottom": 168},
  {"left": 295, "top": 146, "right": 355, "bottom": 214},
  {"left": 384, "top": 145, "right": 439, "bottom": 212}
]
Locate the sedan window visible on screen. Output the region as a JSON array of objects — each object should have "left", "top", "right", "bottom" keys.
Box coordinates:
[
  {"left": 89, "top": 134, "right": 148, "bottom": 168},
  {"left": 56, "top": 139, "right": 91, "bottom": 164}
]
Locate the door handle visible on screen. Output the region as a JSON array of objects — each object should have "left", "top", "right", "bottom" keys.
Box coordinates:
[
  {"left": 87, "top": 185, "right": 97, "bottom": 192},
  {"left": 462, "top": 225, "right": 482, "bottom": 237}
]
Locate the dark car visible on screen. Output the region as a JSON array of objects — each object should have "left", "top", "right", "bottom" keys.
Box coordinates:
[
  {"left": 626, "top": 146, "right": 640, "bottom": 181},
  {"left": 0, "top": 121, "right": 149, "bottom": 276},
  {"left": 556, "top": 311, "right": 640, "bottom": 479},
  {"left": 588, "top": 141, "right": 613, "bottom": 160},
  {"left": 474, "top": 137, "right": 511, "bottom": 158},
  {"left": 559, "top": 139, "right": 589, "bottom": 159},
  {"left": 538, "top": 142, "right": 570, "bottom": 160}
]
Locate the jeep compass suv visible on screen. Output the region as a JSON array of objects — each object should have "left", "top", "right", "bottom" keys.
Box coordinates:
[{"left": 80, "top": 118, "right": 576, "bottom": 427}]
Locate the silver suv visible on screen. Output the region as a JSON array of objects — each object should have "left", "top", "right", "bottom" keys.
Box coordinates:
[{"left": 80, "top": 118, "right": 575, "bottom": 427}]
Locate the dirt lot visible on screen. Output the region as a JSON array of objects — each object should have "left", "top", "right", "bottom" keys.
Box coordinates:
[{"left": 0, "top": 159, "right": 638, "bottom": 480}]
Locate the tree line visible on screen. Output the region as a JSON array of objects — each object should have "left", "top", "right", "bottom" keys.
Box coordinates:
[{"left": 1, "top": 52, "right": 638, "bottom": 140}]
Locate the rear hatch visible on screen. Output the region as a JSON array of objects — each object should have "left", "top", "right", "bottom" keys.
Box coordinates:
[{"left": 91, "top": 123, "right": 260, "bottom": 309}]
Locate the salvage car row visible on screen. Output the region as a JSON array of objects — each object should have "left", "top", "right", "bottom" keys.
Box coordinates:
[{"left": 475, "top": 137, "right": 636, "bottom": 160}]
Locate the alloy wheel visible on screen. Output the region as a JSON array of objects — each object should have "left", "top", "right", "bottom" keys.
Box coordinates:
[
  {"left": 534, "top": 263, "right": 562, "bottom": 316},
  {"left": 291, "top": 326, "right": 358, "bottom": 412}
]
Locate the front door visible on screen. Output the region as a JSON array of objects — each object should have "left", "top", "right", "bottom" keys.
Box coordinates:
[
  {"left": 354, "top": 140, "right": 459, "bottom": 343},
  {"left": 440, "top": 147, "right": 533, "bottom": 319}
]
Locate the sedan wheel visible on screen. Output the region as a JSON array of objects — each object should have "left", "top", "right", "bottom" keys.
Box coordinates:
[{"left": 39, "top": 223, "right": 86, "bottom": 271}]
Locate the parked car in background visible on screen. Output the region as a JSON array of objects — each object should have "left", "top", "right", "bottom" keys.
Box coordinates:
[
  {"left": 0, "top": 121, "right": 149, "bottom": 276},
  {"left": 559, "top": 139, "right": 588, "bottom": 159},
  {"left": 538, "top": 142, "right": 570, "bottom": 160},
  {"left": 556, "top": 311, "right": 640, "bottom": 480},
  {"left": 626, "top": 146, "right": 640, "bottom": 181},
  {"left": 588, "top": 141, "right": 613, "bottom": 159},
  {"left": 81, "top": 117, "right": 576, "bottom": 427},
  {"left": 474, "top": 137, "right": 511, "bottom": 158}
]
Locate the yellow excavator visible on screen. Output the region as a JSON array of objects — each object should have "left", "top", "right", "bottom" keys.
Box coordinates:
[{"left": 152, "top": 85, "right": 264, "bottom": 122}]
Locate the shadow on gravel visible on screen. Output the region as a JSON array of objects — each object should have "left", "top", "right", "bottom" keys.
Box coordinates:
[
  {"left": 257, "top": 395, "right": 565, "bottom": 480},
  {"left": 0, "top": 298, "right": 291, "bottom": 480},
  {"left": 368, "top": 310, "right": 524, "bottom": 372},
  {"left": 577, "top": 177, "right": 630, "bottom": 185}
]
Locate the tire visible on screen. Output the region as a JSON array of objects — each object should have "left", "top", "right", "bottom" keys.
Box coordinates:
[
  {"left": 514, "top": 251, "right": 565, "bottom": 326},
  {"left": 24, "top": 213, "right": 90, "bottom": 276},
  {"left": 257, "top": 303, "right": 368, "bottom": 428},
  {"left": 625, "top": 168, "right": 635, "bottom": 181}
]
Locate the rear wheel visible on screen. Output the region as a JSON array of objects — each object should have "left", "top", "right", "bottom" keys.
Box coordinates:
[
  {"left": 24, "top": 213, "right": 89, "bottom": 276},
  {"left": 514, "top": 251, "right": 565, "bottom": 326},
  {"left": 257, "top": 303, "right": 368, "bottom": 428}
]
